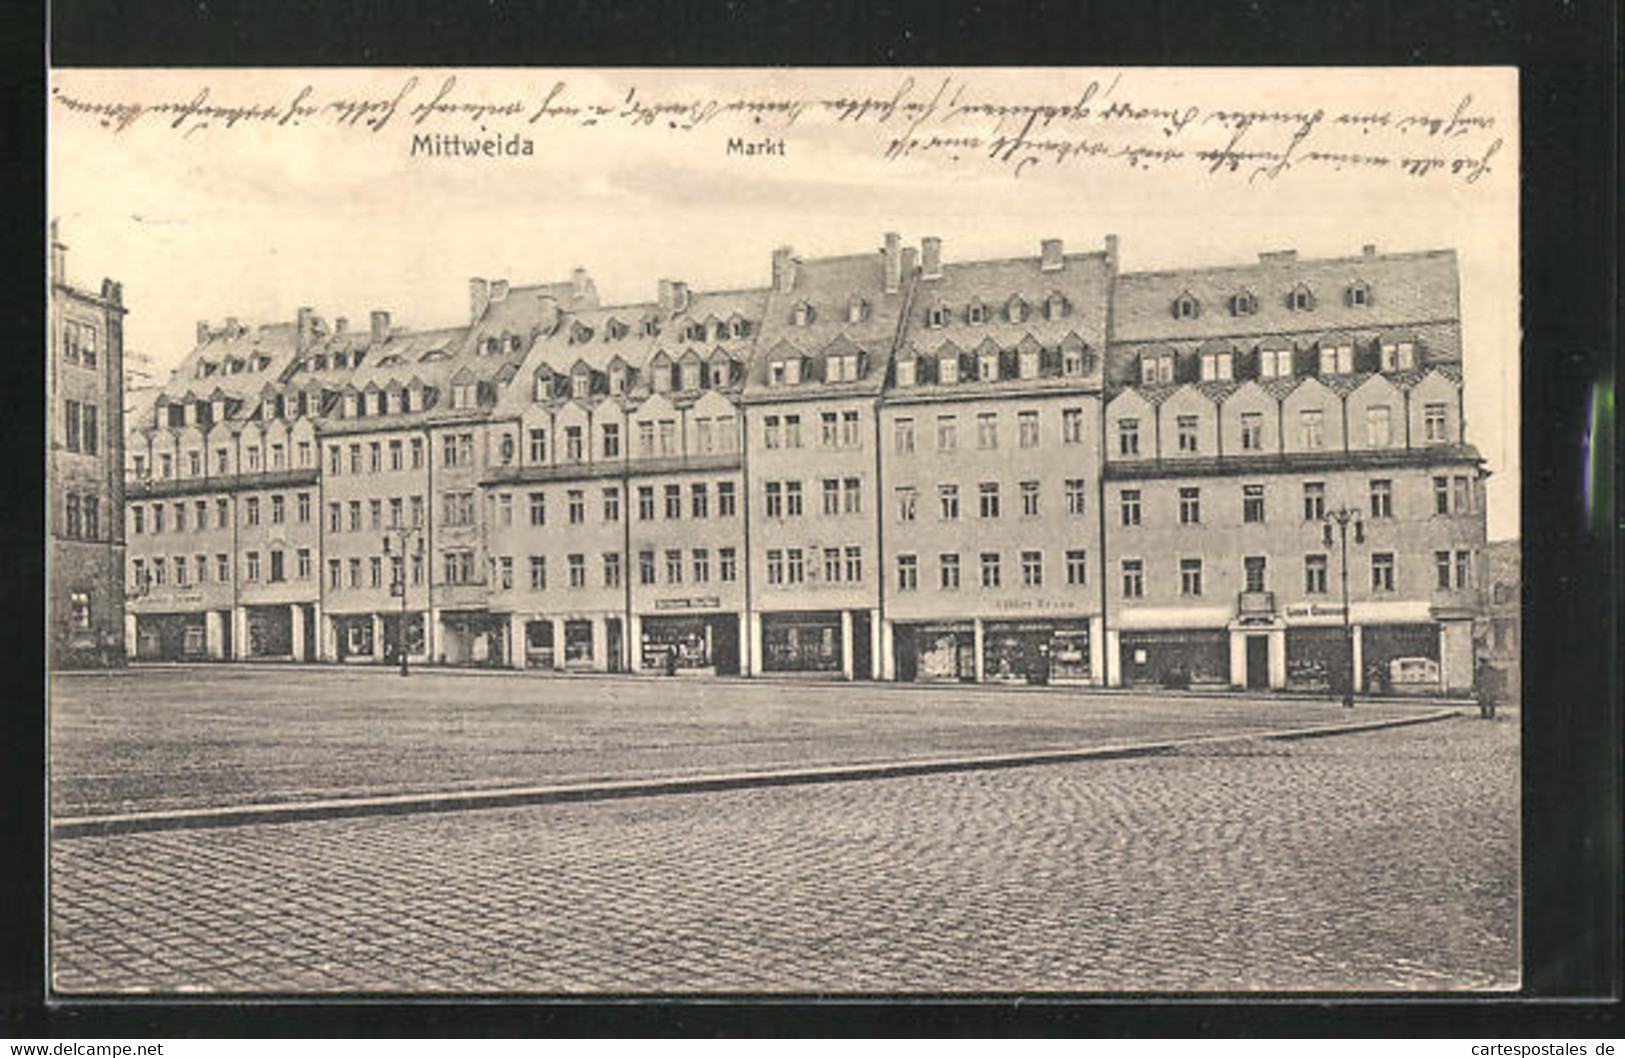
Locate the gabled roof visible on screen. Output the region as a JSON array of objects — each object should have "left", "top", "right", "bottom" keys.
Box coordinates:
[{"left": 900, "top": 251, "right": 1113, "bottom": 354}]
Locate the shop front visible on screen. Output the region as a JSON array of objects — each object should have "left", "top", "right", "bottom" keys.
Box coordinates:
[
  {"left": 894, "top": 622, "right": 975, "bottom": 683},
  {"left": 439, "top": 610, "right": 506, "bottom": 667},
  {"left": 1285, "top": 625, "right": 1351, "bottom": 693},
  {"left": 1362, "top": 622, "right": 1441, "bottom": 696},
  {"left": 523, "top": 619, "right": 554, "bottom": 668},
  {"left": 639, "top": 613, "right": 740, "bottom": 676},
  {"left": 1118, "top": 628, "right": 1229, "bottom": 689},
  {"left": 980, "top": 620, "right": 1094, "bottom": 685},
  {"left": 245, "top": 605, "right": 293, "bottom": 658},
  {"left": 334, "top": 613, "right": 377, "bottom": 661},
  {"left": 134, "top": 612, "right": 208, "bottom": 661},
  {"left": 380, "top": 611, "right": 426, "bottom": 664},
  {"left": 761, "top": 611, "right": 843, "bottom": 674}
]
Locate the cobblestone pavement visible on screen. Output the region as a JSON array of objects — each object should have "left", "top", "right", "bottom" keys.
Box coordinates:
[
  {"left": 51, "top": 667, "right": 1425, "bottom": 817},
  {"left": 51, "top": 715, "right": 1518, "bottom": 994}
]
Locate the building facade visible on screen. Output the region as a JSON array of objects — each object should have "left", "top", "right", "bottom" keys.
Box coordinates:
[
  {"left": 121, "top": 235, "right": 1489, "bottom": 696},
  {"left": 49, "top": 221, "right": 128, "bottom": 668}
]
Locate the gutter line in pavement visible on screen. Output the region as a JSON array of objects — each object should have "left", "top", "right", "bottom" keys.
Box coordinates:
[{"left": 52, "top": 709, "right": 1463, "bottom": 840}]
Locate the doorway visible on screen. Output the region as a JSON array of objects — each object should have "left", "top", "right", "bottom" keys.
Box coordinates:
[{"left": 1245, "top": 634, "right": 1270, "bottom": 690}]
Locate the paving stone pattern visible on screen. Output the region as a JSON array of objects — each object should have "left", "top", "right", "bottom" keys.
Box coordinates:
[{"left": 51, "top": 716, "right": 1518, "bottom": 994}]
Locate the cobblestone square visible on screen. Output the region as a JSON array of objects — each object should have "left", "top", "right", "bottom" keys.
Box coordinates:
[{"left": 48, "top": 670, "right": 1518, "bottom": 994}]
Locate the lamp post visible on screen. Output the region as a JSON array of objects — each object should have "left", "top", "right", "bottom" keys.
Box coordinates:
[
  {"left": 382, "top": 524, "right": 424, "bottom": 676},
  {"left": 1322, "top": 505, "right": 1365, "bottom": 709}
]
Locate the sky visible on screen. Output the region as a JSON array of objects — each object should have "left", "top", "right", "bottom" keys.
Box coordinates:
[{"left": 48, "top": 67, "right": 1519, "bottom": 538}]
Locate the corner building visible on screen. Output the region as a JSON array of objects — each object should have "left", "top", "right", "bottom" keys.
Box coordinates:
[
  {"left": 1101, "top": 246, "right": 1486, "bottom": 695},
  {"left": 878, "top": 236, "right": 1116, "bottom": 685}
]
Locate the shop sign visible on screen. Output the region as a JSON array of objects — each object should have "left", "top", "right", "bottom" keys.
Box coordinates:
[
  {"left": 1284, "top": 603, "right": 1347, "bottom": 619},
  {"left": 654, "top": 596, "right": 720, "bottom": 610},
  {"left": 992, "top": 598, "right": 1075, "bottom": 612}
]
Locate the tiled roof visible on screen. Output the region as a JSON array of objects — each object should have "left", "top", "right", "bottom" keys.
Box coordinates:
[
  {"left": 1113, "top": 248, "right": 1461, "bottom": 343},
  {"left": 162, "top": 322, "right": 302, "bottom": 404},
  {"left": 904, "top": 252, "right": 1113, "bottom": 351},
  {"left": 746, "top": 252, "right": 910, "bottom": 398}
]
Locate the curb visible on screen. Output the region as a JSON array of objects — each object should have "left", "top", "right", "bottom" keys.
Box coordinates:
[{"left": 51, "top": 709, "right": 1463, "bottom": 840}]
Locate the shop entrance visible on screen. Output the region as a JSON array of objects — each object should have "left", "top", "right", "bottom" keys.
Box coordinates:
[
  {"left": 850, "top": 611, "right": 872, "bottom": 680},
  {"left": 1245, "top": 634, "right": 1270, "bottom": 690}
]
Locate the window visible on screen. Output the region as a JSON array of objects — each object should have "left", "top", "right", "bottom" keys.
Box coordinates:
[
  {"left": 171, "top": 502, "right": 185, "bottom": 533},
  {"left": 978, "top": 482, "right": 1001, "bottom": 519},
  {"left": 1318, "top": 344, "right": 1354, "bottom": 374},
  {"left": 719, "top": 548, "right": 737, "bottom": 583},
  {"left": 976, "top": 413, "right": 998, "bottom": 450},
  {"left": 569, "top": 554, "right": 587, "bottom": 589},
  {"left": 1300, "top": 409, "right": 1324, "bottom": 449},
  {"left": 1424, "top": 402, "right": 1449, "bottom": 443},
  {"left": 1366, "top": 405, "right": 1392, "bottom": 447},
  {"left": 1176, "top": 415, "right": 1199, "bottom": 453},
  {"left": 1454, "top": 549, "right": 1472, "bottom": 589},
  {"left": 1140, "top": 353, "right": 1174, "bottom": 384},
  {"left": 1259, "top": 348, "right": 1294, "bottom": 379},
  {"left": 784, "top": 415, "right": 802, "bottom": 448},
  {"left": 1434, "top": 476, "right": 1451, "bottom": 515},
  {"left": 692, "top": 549, "right": 710, "bottom": 584},
  {"left": 821, "top": 412, "right": 839, "bottom": 449},
  {"left": 441, "top": 550, "right": 476, "bottom": 586},
  {"left": 297, "top": 548, "right": 312, "bottom": 581},
  {"left": 1178, "top": 487, "right": 1201, "bottom": 525},
  {"left": 940, "top": 553, "right": 961, "bottom": 590},
  {"left": 1381, "top": 342, "right": 1416, "bottom": 372},
  {"left": 765, "top": 482, "right": 783, "bottom": 519},
  {"left": 410, "top": 495, "right": 424, "bottom": 527},
  {"left": 246, "top": 551, "right": 261, "bottom": 582},
  {"left": 897, "top": 554, "right": 919, "bottom": 591},
  {"left": 217, "top": 498, "right": 230, "bottom": 529},
  {"left": 1290, "top": 286, "right": 1315, "bottom": 312},
  {"left": 1117, "top": 418, "right": 1140, "bottom": 457},
  {"left": 152, "top": 504, "right": 164, "bottom": 534},
  {"left": 1229, "top": 291, "right": 1258, "bottom": 316},
  {"left": 441, "top": 491, "right": 475, "bottom": 527},
  {"left": 175, "top": 555, "right": 191, "bottom": 589},
  {"left": 1021, "top": 410, "right": 1044, "bottom": 449},
  {"left": 750, "top": 415, "right": 770, "bottom": 452},
  {"left": 566, "top": 426, "right": 585, "bottom": 462},
  {"left": 1200, "top": 351, "right": 1234, "bottom": 381},
  {"left": 639, "top": 551, "right": 656, "bottom": 586},
  {"left": 664, "top": 485, "right": 681, "bottom": 520},
  {"left": 245, "top": 496, "right": 261, "bottom": 527},
  {"left": 896, "top": 358, "right": 917, "bottom": 386},
  {"left": 410, "top": 438, "right": 424, "bottom": 469},
  {"left": 1173, "top": 294, "right": 1199, "bottom": 319},
  {"left": 1120, "top": 489, "right": 1142, "bottom": 527},
  {"left": 568, "top": 489, "right": 586, "bottom": 525},
  {"left": 368, "top": 442, "right": 382, "bottom": 473},
  {"left": 1371, "top": 552, "right": 1395, "bottom": 593},
  {"left": 843, "top": 477, "right": 862, "bottom": 514},
  {"left": 1180, "top": 558, "right": 1204, "bottom": 597},
  {"left": 528, "top": 491, "right": 547, "bottom": 526},
  {"left": 601, "top": 423, "right": 620, "bottom": 459},
  {"left": 718, "top": 482, "right": 736, "bottom": 517},
  {"left": 1243, "top": 555, "right": 1266, "bottom": 594},
  {"left": 328, "top": 502, "right": 342, "bottom": 533},
  {"left": 1434, "top": 550, "right": 1452, "bottom": 590},
  {"left": 1303, "top": 482, "right": 1326, "bottom": 521},
  {"left": 1243, "top": 484, "right": 1266, "bottom": 523},
  {"left": 298, "top": 493, "right": 311, "bottom": 524},
  {"left": 842, "top": 410, "right": 861, "bottom": 449},
  {"left": 1348, "top": 282, "right": 1370, "bottom": 307},
  {"left": 1369, "top": 479, "right": 1394, "bottom": 518},
  {"left": 1065, "top": 479, "right": 1086, "bottom": 516},
  {"left": 980, "top": 552, "right": 1002, "bottom": 588},
  {"left": 823, "top": 547, "right": 841, "bottom": 583},
  {"left": 1453, "top": 474, "right": 1471, "bottom": 513},
  {"left": 347, "top": 499, "right": 363, "bottom": 532},
  {"left": 896, "top": 487, "right": 918, "bottom": 523},
  {"left": 939, "top": 356, "right": 959, "bottom": 384},
  {"left": 1021, "top": 481, "right": 1041, "bottom": 517},
  {"left": 1122, "top": 559, "right": 1144, "bottom": 598},
  {"left": 823, "top": 478, "right": 841, "bottom": 516},
  {"left": 894, "top": 418, "right": 916, "bottom": 455},
  {"left": 936, "top": 415, "right": 958, "bottom": 452},
  {"left": 978, "top": 354, "right": 997, "bottom": 382},
  {"left": 271, "top": 494, "right": 285, "bottom": 525},
  {"left": 218, "top": 554, "right": 230, "bottom": 582},
  {"left": 785, "top": 481, "right": 803, "bottom": 517},
  {"left": 1240, "top": 412, "right": 1264, "bottom": 451},
  {"left": 1300, "top": 555, "right": 1326, "bottom": 594},
  {"left": 188, "top": 450, "right": 201, "bottom": 477},
  {"left": 785, "top": 548, "right": 805, "bottom": 584},
  {"left": 132, "top": 506, "right": 145, "bottom": 535},
  {"left": 369, "top": 555, "right": 382, "bottom": 589},
  {"left": 1021, "top": 550, "right": 1044, "bottom": 588},
  {"left": 939, "top": 484, "right": 960, "bottom": 520},
  {"left": 695, "top": 417, "right": 714, "bottom": 454}
]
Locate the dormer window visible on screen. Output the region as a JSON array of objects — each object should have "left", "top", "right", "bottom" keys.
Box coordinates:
[
  {"left": 533, "top": 373, "right": 551, "bottom": 402},
  {"left": 1020, "top": 349, "right": 1040, "bottom": 379},
  {"left": 1229, "top": 291, "right": 1258, "bottom": 316},
  {"left": 1173, "top": 293, "right": 1200, "bottom": 320},
  {"left": 731, "top": 319, "right": 748, "bottom": 339},
  {"left": 1045, "top": 293, "right": 1067, "bottom": 321},
  {"left": 681, "top": 361, "right": 702, "bottom": 390},
  {"left": 641, "top": 317, "right": 660, "bottom": 337},
  {"left": 1139, "top": 352, "right": 1175, "bottom": 385},
  {"left": 1199, "top": 350, "right": 1234, "bottom": 382},
  {"left": 509, "top": 334, "right": 524, "bottom": 352},
  {"left": 1380, "top": 341, "right": 1416, "bottom": 372},
  {"left": 927, "top": 304, "right": 949, "bottom": 328},
  {"left": 847, "top": 296, "right": 867, "bottom": 324},
  {"left": 607, "top": 321, "right": 627, "bottom": 340},
  {"left": 400, "top": 390, "right": 413, "bottom": 413},
  {"left": 343, "top": 393, "right": 358, "bottom": 417},
  {"left": 684, "top": 322, "right": 706, "bottom": 342},
  {"left": 451, "top": 382, "right": 475, "bottom": 409},
  {"left": 827, "top": 353, "right": 860, "bottom": 383},
  {"left": 609, "top": 365, "right": 627, "bottom": 394},
  {"left": 1346, "top": 281, "right": 1371, "bottom": 307},
  {"left": 1007, "top": 296, "right": 1027, "bottom": 323},
  {"left": 896, "top": 358, "right": 916, "bottom": 387},
  {"left": 572, "top": 371, "right": 591, "bottom": 400},
  {"left": 1318, "top": 343, "right": 1354, "bottom": 375},
  {"left": 1288, "top": 284, "right": 1315, "bottom": 311},
  {"left": 1259, "top": 347, "right": 1294, "bottom": 379},
  {"left": 570, "top": 322, "right": 592, "bottom": 344},
  {"left": 1062, "top": 346, "right": 1084, "bottom": 376},
  {"left": 769, "top": 360, "right": 786, "bottom": 386},
  {"left": 967, "top": 301, "right": 987, "bottom": 325},
  {"left": 939, "top": 355, "right": 960, "bottom": 384},
  {"left": 484, "top": 337, "right": 500, "bottom": 355},
  {"left": 652, "top": 363, "right": 672, "bottom": 393},
  {"left": 791, "top": 302, "right": 813, "bottom": 327},
  {"left": 709, "top": 362, "right": 729, "bottom": 387},
  {"left": 785, "top": 358, "right": 802, "bottom": 385},
  {"left": 333, "top": 352, "right": 349, "bottom": 370},
  {"left": 978, "top": 353, "right": 998, "bottom": 382}
]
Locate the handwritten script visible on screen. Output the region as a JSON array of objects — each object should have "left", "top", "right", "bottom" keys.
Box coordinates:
[{"left": 52, "top": 73, "right": 1505, "bottom": 185}]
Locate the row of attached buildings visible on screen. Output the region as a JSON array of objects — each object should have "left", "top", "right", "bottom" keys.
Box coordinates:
[{"left": 119, "top": 233, "right": 1489, "bottom": 694}]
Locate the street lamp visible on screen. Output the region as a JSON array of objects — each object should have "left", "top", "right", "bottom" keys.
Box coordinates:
[
  {"left": 382, "top": 524, "right": 425, "bottom": 676},
  {"left": 1322, "top": 506, "right": 1365, "bottom": 709}
]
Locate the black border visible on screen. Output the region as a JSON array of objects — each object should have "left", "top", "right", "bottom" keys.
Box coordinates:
[{"left": 12, "top": 0, "right": 1621, "bottom": 1037}]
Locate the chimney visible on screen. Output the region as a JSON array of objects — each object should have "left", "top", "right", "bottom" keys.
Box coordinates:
[
  {"left": 101, "top": 279, "right": 122, "bottom": 306},
  {"left": 1363, "top": 243, "right": 1377, "bottom": 258},
  {"left": 921, "top": 236, "right": 943, "bottom": 280},
  {"left": 490, "top": 279, "right": 510, "bottom": 302},
  {"left": 658, "top": 279, "right": 675, "bottom": 312},
  {"left": 671, "top": 281, "right": 689, "bottom": 314},
  {"left": 901, "top": 246, "right": 918, "bottom": 278},
  {"left": 469, "top": 277, "right": 490, "bottom": 323},
  {"left": 772, "top": 246, "right": 796, "bottom": 294},
  {"left": 1258, "top": 250, "right": 1298, "bottom": 264},
  {"left": 196, "top": 321, "right": 211, "bottom": 346},
  {"left": 225, "top": 316, "right": 241, "bottom": 338},
  {"left": 1040, "top": 238, "right": 1064, "bottom": 273},
  {"left": 882, "top": 232, "right": 902, "bottom": 294},
  {"left": 536, "top": 295, "right": 560, "bottom": 332},
  {"left": 571, "top": 267, "right": 590, "bottom": 300},
  {"left": 49, "top": 219, "right": 66, "bottom": 286},
  {"left": 1104, "top": 234, "right": 1119, "bottom": 270},
  {"left": 296, "top": 306, "right": 317, "bottom": 353},
  {"left": 370, "top": 310, "right": 391, "bottom": 345},
  {"left": 334, "top": 317, "right": 348, "bottom": 335}
]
